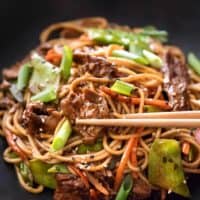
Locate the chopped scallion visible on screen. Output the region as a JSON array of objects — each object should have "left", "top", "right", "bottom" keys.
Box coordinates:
[
  {"left": 111, "top": 80, "right": 135, "bottom": 96},
  {"left": 51, "top": 119, "right": 72, "bottom": 152},
  {"left": 142, "top": 50, "right": 163, "bottom": 68}
]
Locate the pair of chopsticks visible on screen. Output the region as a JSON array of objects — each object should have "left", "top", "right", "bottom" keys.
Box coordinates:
[{"left": 76, "top": 111, "right": 200, "bottom": 128}]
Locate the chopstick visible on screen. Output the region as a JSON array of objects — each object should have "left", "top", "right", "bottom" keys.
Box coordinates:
[
  {"left": 76, "top": 111, "right": 200, "bottom": 128},
  {"left": 121, "top": 111, "right": 200, "bottom": 119}
]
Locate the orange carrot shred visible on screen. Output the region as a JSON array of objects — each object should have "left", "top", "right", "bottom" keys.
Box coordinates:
[
  {"left": 70, "top": 165, "right": 90, "bottom": 188},
  {"left": 100, "top": 86, "right": 171, "bottom": 110},
  {"left": 114, "top": 128, "right": 143, "bottom": 191},
  {"left": 45, "top": 49, "right": 62, "bottom": 65},
  {"left": 182, "top": 142, "right": 190, "bottom": 155}
]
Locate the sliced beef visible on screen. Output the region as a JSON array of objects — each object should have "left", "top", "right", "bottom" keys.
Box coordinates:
[
  {"left": 162, "top": 48, "right": 190, "bottom": 111},
  {"left": 22, "top": 103, "right": 61, "bottom": 135},
  {"left": 54, "top": 173, "right": 89, "bottom": 200},
  {"left": 131, "top": 178, "right": 151, "bottom": 200},
  {"left": 61, "top": 88, "right": 109, "bottom": 143},
  {"left": 73, "top": 52, "right": 117, "bottom": 78},
  {"left": 22, "top": 103, "right": 48, "bottom": 135}
]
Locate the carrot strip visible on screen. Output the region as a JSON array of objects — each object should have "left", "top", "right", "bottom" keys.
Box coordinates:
[
  {"left": 131, "top": 136, "right": 139, "bottom": 179},
  {"left": 70, "top": 165, "right": 90, "bottom": 188},
  {"left": 45, "top": 49, "right": 62, "bottom": 65},
  {"left": 100, "top": 86, "right": 171, "bottom": 110},
  {"left": 4, "top": 129, "right": 27, "bottom": 160},
  {"left": 114, "top": 128, "right": 143, "bottom": 191},
  {"left": 182, "top": 142, "right": 190, "bottom": 155}
]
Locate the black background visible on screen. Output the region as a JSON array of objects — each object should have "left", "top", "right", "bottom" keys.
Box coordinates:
[{"left": 0, "top": 0, "right": 200, "bottom": 199}]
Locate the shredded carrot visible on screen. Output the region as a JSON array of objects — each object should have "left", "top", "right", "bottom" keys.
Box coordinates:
[
  {"left": 90, "top": 188, "right": 98, "bottom": 200},
  {"left": 45, "top": 49, "right": 62, "bottom": 65},
  {"left": 4, "top": 129, "right": 27, "bottom": 160},
  {"left": 86, "top": 172, "right": 109, "bottom": 196},
  {"left": 182, "top": 142, "right": 190, "bottom": 155},
  {"left": 114, "top": 128, "right": 143, "bottom": 191},
  {"left": 131, "top": 135, "right": 139, "bottom": 179},
  {"left": 70, "top": 165, "right": 90, "bottom": 188},
  {"left": 100, "top": 86, "right": 171, "bottom": 110}
]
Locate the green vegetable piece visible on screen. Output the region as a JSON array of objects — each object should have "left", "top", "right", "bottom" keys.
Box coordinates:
[
  {"left": 48, "top": 164, "right": 69, "bottom": 174},
  {"left": 144, "top": 105, "right": 162, "bottom": 112},
  {"left": 7, "top": 151, "right": 18, "bottom": 158},
  {"left": 31, "top": 86, "right": 56, "bottom": 103},
  {"left": 17, "top": 63, "right": 32, "bottom": 91},
  {"left": 51, "top": 119, "right": 72, "bottom": 152},
  {"left": 141, "top": 26, "right": 168, "bottom": 42},
  {"left": 60, "top": 45, "right": 73, "bottom": 80},
  {"left": 29, "top": 159, "right": 56, "bottom": 189},
  {"left": 112, "top": 50, "right": 149, "bottom": 65},
  {"left": 188, "top": 53, "right": 200, "bottom": 75},
  {"left": 129, "top": 40, "right": 150, "bottom": 56},
  {"left": 29, "top": 53, "right": 60, "bottom": 94},
  {"left": 77, "top": 140, "right": 103, "bottom": 154},
  {"left": 148, "top": 139, "right": 190, "bottom": 198},
  {"left": 19, "top": 162, "right": 33, "bottom": 185},
  {"left": 115, "top": 174, "right": 133, "bottom": 200},
  {"left": 9, "top": 84, "right": 24, "bottom": 102},
  {"left": 143, "top": 50, "right": 163, "bottom": 68},
  {"left": 111, "top": 80, "right": 135, "bottom": 96}
]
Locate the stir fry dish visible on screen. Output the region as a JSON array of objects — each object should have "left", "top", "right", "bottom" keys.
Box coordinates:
[{"left": 1, "top": 17, "right": 200, "bottom": 200}]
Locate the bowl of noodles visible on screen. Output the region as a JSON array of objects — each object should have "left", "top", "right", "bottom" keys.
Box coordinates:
[{"left": 1, "top": 17, "right": 200, "bottom": 200}]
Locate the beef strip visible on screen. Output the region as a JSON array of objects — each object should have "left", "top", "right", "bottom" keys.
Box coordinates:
[
  {"left": 22, "top": 102, "right": 61, "bottom": 135},
  {"left": 162, "top": 48, "right": 190, "bottom": 111},
  {"left": 61, "top": 88, "right": 109, "bottom": 144},
  {"left": 54, "top": 174, "right": 89, "bottom": 200},
  {"left": 73, "top": 51, "right": 117, "bottom": 78},
  {"left": 131, "top": 178, "right": 151, "bottom": 200}
]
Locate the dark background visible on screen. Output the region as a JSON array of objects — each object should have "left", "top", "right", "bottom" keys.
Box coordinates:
[{"left": 0, "top": 0, "right": 200, "bottom": 199}]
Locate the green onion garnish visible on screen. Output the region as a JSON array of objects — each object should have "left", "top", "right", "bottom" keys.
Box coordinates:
[
  {"left": 188, "top": 53, "right": 200, "bottom": 75},
  {"left": 60, "top": 45, "right": 73, "bottom": 80},
  {"left": 111, "top": 80, "right": 135, "bottom": 96},
  {"left": 51, "top": 119, "right": 72, "bottom": 152},
  {"left": 142, "top": 50, "right": 163, "bottom": 68},
  {"left": 17, "top": 63, "right": 32, "bottom": 91},
  {"left": 31, "top": 86, "right": 56, "bottom": 103},
  {"left": 115, "top": 174, "right": 133, "bottom": 200},
  {"left": 112, "top": 49, "right": 149, "bottom": 65}
]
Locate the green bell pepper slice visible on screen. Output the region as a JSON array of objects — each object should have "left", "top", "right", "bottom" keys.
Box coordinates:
[
  {"left": 148, "top": 139, "right": 190, "bottom": 198},
  {"left": 29, "top": 159, "right": 57, "bottom": 189}
]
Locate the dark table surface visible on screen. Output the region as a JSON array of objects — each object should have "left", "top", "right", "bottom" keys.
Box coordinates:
[{"left": 0, "top": 0, "right": 200, "bottom": 199}]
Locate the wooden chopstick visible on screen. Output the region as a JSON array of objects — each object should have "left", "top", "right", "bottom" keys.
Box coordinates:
[
  {"left": 76, "top": 118, "right": 200, "bottom": 128},
  {"left": 121, "top": 111, "right": 200, "bottom": 119}
]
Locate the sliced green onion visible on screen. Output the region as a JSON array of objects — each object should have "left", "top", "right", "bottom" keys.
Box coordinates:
[
  {"left": 141, "top": 27, "right": 168, "bottom": 42},
  {"left": 115, "top": 174, "right": 133, "bottom": 200},
  {"left": 17, "top": 63, "right": 32, "bottom": 91},
  {"left": 29, "top": 159, "right": 56, "bottom": 189},
  {"left": 31, "top": 86, "right": 56, "bottom": 103},
  {"left": 188, "top": 53, "right": 200, "bottom": 75},
  {"left": 9, "top": 84, "right": 24, "bottom": 102},
  {"left": 129, "top": 40, "right": 150, "bottom": 56},
  {"left": 112, "top": 50, "right": 149, "bottom": 65},
  {"left": 51, "top": 119, "right": 72, "bottom": 152},
  {"left": 48, "top": 164, "right": 69, "bottom": 174},
  {"left": 142, "top": 50, "right": 163, "bottom": 68},
  {"left": 111, "top": 80, "right": 135, "bottom": 96},
  {"left": 60, "top": 45, "right": 73, "bottom": 80}
]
